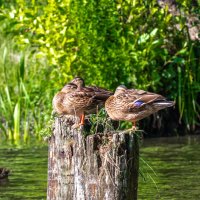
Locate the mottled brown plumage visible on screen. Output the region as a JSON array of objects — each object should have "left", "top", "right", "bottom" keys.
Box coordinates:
[
  {"left": 52, "top": 77, "right": 113, "bottom": 126},
  {"left": 105, "top": 85, "right": 175, "bottom": 129},
  {"left": 52, "top": 83, "right": 77, "bottom": 115},
  {"left": 70, "top": 77, "right": 113, "bottom": 114}
]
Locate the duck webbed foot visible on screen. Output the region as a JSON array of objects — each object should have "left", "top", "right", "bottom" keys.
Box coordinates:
[
  {"left": 131, "top": 121, "right": 138, "bottom": 131},
  {"left": 71, "top": 114, "right": 85, "bottom": 130},
  {"left": 72, "top": 123, "right": 83, "bottom": 129}
]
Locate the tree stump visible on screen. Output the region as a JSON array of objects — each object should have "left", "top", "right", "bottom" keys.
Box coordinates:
[{"left": 47, "top": 117, "right": 139, "bottom": 200}]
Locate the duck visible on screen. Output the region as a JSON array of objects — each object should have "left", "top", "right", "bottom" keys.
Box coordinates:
[
  {"left": 70, "top": 77, "right": 113, "bottom": 105},
  {"left": 0, "top": 168, "right": 10, "bottom": 179},
  {"left": 52, "top": 82, "right": 77, "bottom": 115},
  {"left": 105, "top": 85, "right": 175, "bottom": 130},
  {"left": 52, "top": 77, "right": 113, "bottom": 127}
]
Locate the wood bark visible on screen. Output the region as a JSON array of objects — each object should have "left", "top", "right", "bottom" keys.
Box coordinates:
[{"left": 47, "top": 117, "right": 139, "bottom": 200}]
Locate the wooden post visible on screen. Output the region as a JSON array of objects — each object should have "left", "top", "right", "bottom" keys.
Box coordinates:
[{"left": 47, "top": 117, "right": 139, "bottom": 200}]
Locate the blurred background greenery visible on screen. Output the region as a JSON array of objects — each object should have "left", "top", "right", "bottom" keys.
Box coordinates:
[{"left": 0, "top": 0, "right": 199, "bottom": 142}]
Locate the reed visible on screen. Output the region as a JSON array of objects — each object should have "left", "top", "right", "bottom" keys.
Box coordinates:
[
  {"left": 0, "top": 39, "right": 53, "bottom": 142},
  {"left": 0, "top": 0, "right": 199, "bottom": 142}
]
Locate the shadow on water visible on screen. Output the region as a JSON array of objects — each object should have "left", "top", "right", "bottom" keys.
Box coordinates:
[{"left": 0, "top": 136, "right": 200, "bottom": 199}]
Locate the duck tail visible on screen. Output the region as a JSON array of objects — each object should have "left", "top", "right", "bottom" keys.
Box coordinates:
[{"left": 153, "top": 100, "right": 175, "bottom": 107}]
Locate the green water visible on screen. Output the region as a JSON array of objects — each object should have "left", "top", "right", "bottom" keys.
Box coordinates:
[
  {"left": 139, "top": 136, "right": 200, "bottom": 200},
  {"left": 0, "top": 142, "right": 48, "bottom": 200},
  {"left": 0, "top": 136, "right": 200, "bottom": 199}
]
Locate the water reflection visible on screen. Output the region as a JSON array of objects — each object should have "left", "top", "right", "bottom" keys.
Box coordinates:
[
  {"left": 0, "top": 136, "right": 200, "bottom": 199},
  {"left": 139, "top": 136, "right": 200, "bottom": 200},
  {"left": 0, "top": 142, "right": 48, "bottom": 200}
]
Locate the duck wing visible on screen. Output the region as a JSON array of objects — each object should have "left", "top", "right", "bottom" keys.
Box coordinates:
[
  {"left": 67, "top": 90, "right": 95, "bottom": 109},
  {"left": 119, "top": 89, "right": 167, "bottom": 112},
  {"left": 86, "top": 86, "right": 113, "bottom": 101}
]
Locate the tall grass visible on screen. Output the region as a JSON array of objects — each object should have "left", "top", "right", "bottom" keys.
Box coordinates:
[
  {"left": 0, "top": 0, "right": 199, "bottom": 142},
  {"left": 0, "top": 39, "right": 54, "bottom": 142}
]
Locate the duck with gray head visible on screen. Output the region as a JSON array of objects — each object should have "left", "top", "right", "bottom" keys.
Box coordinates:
[{"left": 105, "top": 85, "right": 175, "bottom": 130}]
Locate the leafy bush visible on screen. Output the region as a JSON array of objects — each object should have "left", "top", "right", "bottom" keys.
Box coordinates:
[{"left": 0, "top": 0, "right": 199, "bottom": 140}]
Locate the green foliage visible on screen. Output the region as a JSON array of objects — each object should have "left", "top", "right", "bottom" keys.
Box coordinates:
[
  {"left": 0, "top": 0, "right": 199, "bottom": 140},
  {"left": 88, "top": 109, "right": 117, "bottom": 135},
  {"left": 0, "top": 39, "right": 53, "bottom": 141},
  {"left": 39, "top": 118, "right": 54, "bottom": 139}
]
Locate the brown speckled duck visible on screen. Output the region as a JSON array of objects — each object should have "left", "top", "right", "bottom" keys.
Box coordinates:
[
  {"left": 52, "top": 77, "right": 113, "bottom": 127},
  {"left": 105, "top": 85, "right": 175, "bottom": 130},
  {"left": 52, "top": 83, "right": 77, "bottom": 115}
]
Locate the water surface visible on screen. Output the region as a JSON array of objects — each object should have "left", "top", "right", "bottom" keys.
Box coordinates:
[
  {"left": 139, "top": 136, "right": 200, "bottom": 200},
  {"left": 0, "top": 136, "right": 200, "bottom": 199},
  {"left": 0, "top": 141, "right": 47, "bottom": 200}
]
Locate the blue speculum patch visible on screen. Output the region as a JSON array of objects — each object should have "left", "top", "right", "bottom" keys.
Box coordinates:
[{"left": 134, "top": 100, "right": 144, "bottom": 106}]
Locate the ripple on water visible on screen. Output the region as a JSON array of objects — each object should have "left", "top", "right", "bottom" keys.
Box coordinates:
[
  {"left": 0, "top": 142, "right": 48, "bottom": 200},
  {"left": 139, "top": 136, "right": 200, "bottom": 200},
  {"left": 0, "top": 136, "right": 200, "bottom": 199}
]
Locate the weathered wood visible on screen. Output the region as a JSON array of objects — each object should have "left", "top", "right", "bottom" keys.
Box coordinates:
[{"left": 47, "top": 117, "right": 139, "bottom": 200}]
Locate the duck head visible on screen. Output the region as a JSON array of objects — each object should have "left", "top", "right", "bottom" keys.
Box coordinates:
[
  {"left": 71, "top": 77, "right": 85, "bottom": 89},
  {"left": 61, "top": 83, "right": 77, "bottom": 93},
  {"left": 114, "top": 85, "right": 127, "bottom": 96}
]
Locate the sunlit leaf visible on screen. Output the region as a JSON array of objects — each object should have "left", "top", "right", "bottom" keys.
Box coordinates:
[{"left": 13, "top": 101, "right": 20, "bottom": 141}]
